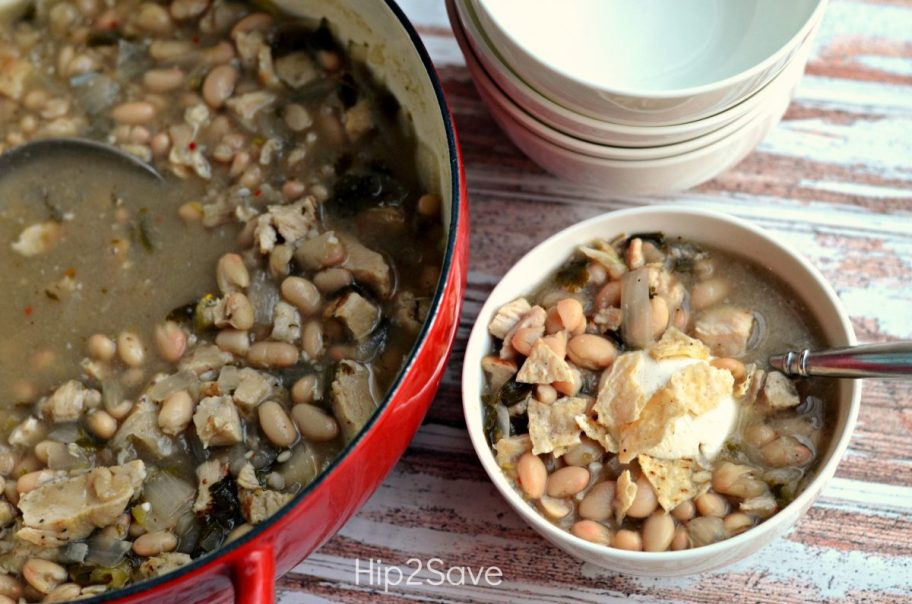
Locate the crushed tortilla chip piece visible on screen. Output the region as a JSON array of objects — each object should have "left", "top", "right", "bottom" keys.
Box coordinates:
[
  {"left": 575, "top": 415, "right": 619, "bottom": 453},
  {"left": 617, "top": 388, "right": 685, "bottom": 463},
  {"left": 638, "top": 454, "right": 705, "bottom": 512},
  {"left": 517, "top": 338, "right": 574, "bottom": 384},
  {"left": 762, "top": 372, "right": 801, "bottom": 408},
  {"left": 665, "top": 362, "right": 734, "bottom": 415},
  {"left": 527, "top": 397, "right": 586, "bottom": 456},
  {"left": 592, "top": 351, "right": 647, "bottom": 432},
  {"left": 649, "top": 327, "right": 710, "bottom": 360},
  {"left": 494, "top": 434, "right": 531, "bottom": 470},
  {"left": 615, "top": 470, "right": 636, "bottom": 523}
]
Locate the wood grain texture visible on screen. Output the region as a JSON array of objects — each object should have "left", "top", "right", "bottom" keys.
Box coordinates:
[{"left": 279, "top": 1, "right": 912, "bottom": 602}]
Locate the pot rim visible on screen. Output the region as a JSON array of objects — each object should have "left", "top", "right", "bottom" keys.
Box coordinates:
[{"left": 86, "top": 0, "right": 463, "bottom": 600}]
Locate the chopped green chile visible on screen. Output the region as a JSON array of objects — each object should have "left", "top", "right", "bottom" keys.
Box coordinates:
[{"left": 0, "top": 1, "right": 444, "bottom": 593}]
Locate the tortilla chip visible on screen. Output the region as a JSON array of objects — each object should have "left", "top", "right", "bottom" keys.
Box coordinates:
[
  {"left": 494, "top": 434, "right": 532, "bottom": 470},
  {"left": 665, "top": 362, "right": 734, "bottom": 416},
  {"left": 617, "top": 388, "right": 685, "bottom": 463},
  {"left": 527, "top": 397, "right": 587, "bottom": 456},
  {"left": 649, "top": 327, "right": 710, "bottom": 360},
  {"left": 637, "top": 454, "right": 704, "bottom": 512},
  {"left": 575, "top": 415, "right": 619, "bottom": 453},
  {"left": 592, "top": 351, "right": 647, "bottom": 432},
  {"left": 517, "top": 339, "right": 574, "bottom": 384},
  {"left": 615, "top": 469, "right": 637, "bottom": 523},
  {"left": 762, "top": 372, "right": 800, "bottom": 408}
]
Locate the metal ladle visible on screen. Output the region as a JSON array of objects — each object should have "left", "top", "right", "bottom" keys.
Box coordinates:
[
  {"left": 0, "top": 138, "right": 164, "bottom": 183},
  {"left": 769, "top": 341, "right": 912, "bottom": 379}
]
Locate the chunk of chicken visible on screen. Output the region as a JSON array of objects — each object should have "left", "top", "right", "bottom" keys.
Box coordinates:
[
  {"left": 331, "top": 360, "right": 377, "bottom": 442},
  {"left": 481, "top": 356, "right": 518, "bottom": 392},
  {"left": 111, "top": 399, "right": 173, "bottom": 458},
  {"left": 193, "top": 396, "right": 243, "bottom": 447},
  {"left": 138, "top": 553, "right": 193, "bottom": 579},
  {"left": 236, "top": 462, "right": 260, "bottom": 490},
  {"left": 339, "top": 235, "right": 392, "bottom": 298},
  {"left": 226, "top": 90, "right": 276, "bottom": 123},
  {"left": 16, "top": 461, "right": 146, "bottom": 546},
  {"left": 271, "top": 301, "right": 301, "bottom": 343},
  {"left": 232, "top": 368, "right": 277, "bottom": 413},
  {"left": 694, "top": 306, "right": 754, "bottom": 357},
  {"left": 274, "top": 52, "right": 318, "bottom": 88},
  {"left": 179, "top": 344, "right": 234, "bottom": 377},
  {"left": 240, "top": 488, "right": 293, "bottom": 524},
  {"left": 41, "top": 380, "right": 89, "bottom": 423},
  {"left": 331, "top": 291, "right": 380, "bottom": 341},
  {"left": 493, "top": 434, "right": 532, "bottom": 469},
  {"left": 762, "top": 372, "right": 801, "bottom": 409},
  {"left": 500, "top": 306, "right": 547, "bottom": 360},
  {"left": 192, "top": 459, "right": 228, "bottom": 513},
  {"left": 390, "top": 290, "right": 427, "bottom": 333},
  {"left": 11, "top": 222, "right": 62, "bottom": 257},
  {"left": 254, "top": 199, "right": 318, "bottom": 253},
  {"left": 488, "top": 298, "right": 532, "bottom": 340}
]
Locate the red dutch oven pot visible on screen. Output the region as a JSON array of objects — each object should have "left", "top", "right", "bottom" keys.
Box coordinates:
[{"left": 80, "top": 1, "right": 469, "bottom": 601}]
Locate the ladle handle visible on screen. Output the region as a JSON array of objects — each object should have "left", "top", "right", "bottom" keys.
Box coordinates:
[{"left": 769, "top": 341, "right": 912, "bottom": 378}]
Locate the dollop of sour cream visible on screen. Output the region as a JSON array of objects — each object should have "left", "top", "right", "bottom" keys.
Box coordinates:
[{"left": 633, "top": 355, "right": 738, "bottom": 461}]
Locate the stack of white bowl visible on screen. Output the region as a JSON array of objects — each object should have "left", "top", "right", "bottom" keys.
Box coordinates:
[{"left": 447, "top": 0, "right": 827, "bottom": 195}]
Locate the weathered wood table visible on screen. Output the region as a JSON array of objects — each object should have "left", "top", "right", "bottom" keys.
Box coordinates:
[{"left": 279, "top": 1, "right": 912, "bottom": 601}]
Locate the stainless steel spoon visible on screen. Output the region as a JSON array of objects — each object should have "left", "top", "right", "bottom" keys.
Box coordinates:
[
  {"left": 769, "top": 341, "right": 912, "bottom": 379},
  {"left": 0, "top": 138, "right": 163, "bottom": 183}
]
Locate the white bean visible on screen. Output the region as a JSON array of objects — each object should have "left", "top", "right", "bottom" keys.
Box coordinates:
[
  {"left": 516, "top": 452, "right": 546, "bottom": 499},
  {"left": 202, "top": 64, "right": 238, "bottom": 108},
  {"left": 132, "top": 530, "right": 177, "bottom": 556},
  {"left": 158, "top": 390, "right": 194, "bottom": 435},
  {"left": 291, "top": 404, "right": 339, "bottom": 442},
  {"left": 258, "top": 401, "right": 298, "bottom": 447},
  {"left": 111, "top": 101, "right": 157, "bottom": 125},
  {"left": 247, "top": 341, "right": 299, "bottom": 368},
  {"left": 22, "top": 559, "right": 66, "bottom": 594},
  {"left": 117, "top": 331, "right": 145, "bottom": 367}
]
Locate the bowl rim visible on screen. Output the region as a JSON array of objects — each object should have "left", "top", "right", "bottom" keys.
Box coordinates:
[
  {"left": 481, "top": 74, "right": 786, "bottom": 169},
  {"left": 461, "top": 206, "right": 861, "bottom": 568},
  {"left": 85, "top": 1, "right": 464, "bottom": 601},
  {"left": 470, "top": 0, "right": 827, "bottom": 100},
  {"left": 451, "top": 0, "right": 791, "bottom": 137},
  {"left": 461, "top": 16, "right": 806, "bottom": 162}
]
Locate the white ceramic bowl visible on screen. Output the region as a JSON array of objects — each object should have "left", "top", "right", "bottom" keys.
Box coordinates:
[
  {"left": 450, "top": 0, "right": 809, "bottom": 148},
  {"left": 467, "top": 30, "right": 797, "bottom": 195},
  {"left": 457, "top": 9, "right": 812, "bottom": 163},
  {"left": 462, "top": 207, "right": 861, "bottom": 576},
  {"left": 470, "top": 0, "right": 826, "bottom": 125}
]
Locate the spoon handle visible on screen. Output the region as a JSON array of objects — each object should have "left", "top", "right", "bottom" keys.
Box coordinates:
[{"left": 769, "top": 341, "right": 912, "bottom": 379}]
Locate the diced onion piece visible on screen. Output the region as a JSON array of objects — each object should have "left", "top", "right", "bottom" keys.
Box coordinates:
[{"left": 621, "top": 268, "right": 653, "bottom": 348}]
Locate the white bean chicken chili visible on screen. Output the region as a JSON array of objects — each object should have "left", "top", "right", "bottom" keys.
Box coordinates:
[
  {"left": 0, "top": 0, "right": 444, "bottom": 596},
  {"left": 483, "top": 233, "right": 834, "bottom": 553}
]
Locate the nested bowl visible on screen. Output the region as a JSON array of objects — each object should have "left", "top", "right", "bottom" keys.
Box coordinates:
[{"left": 469, "top": 0, "right": 826, "bottom": 126}]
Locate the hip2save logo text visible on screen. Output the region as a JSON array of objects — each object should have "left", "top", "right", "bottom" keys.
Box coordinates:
[{"left": 354, "top": 558, "right": 504, "bottom": 591}]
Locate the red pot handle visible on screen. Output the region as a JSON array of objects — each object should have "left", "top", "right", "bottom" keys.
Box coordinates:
[{"left": 232, "top": 544, "right": 275, "bottom": 604}]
